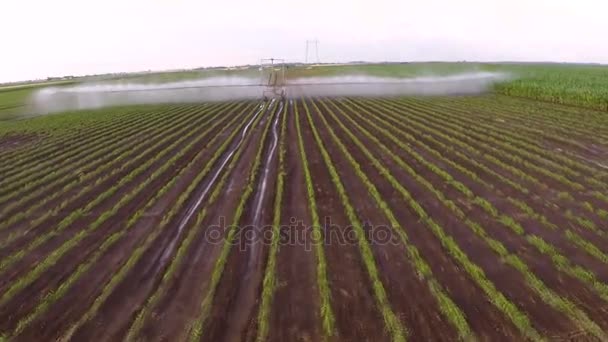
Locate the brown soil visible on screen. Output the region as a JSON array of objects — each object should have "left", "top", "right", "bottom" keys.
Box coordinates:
[
  {"left": 0, "top": 133, "right": 42, "bottom": 153},
  {"left": 2, "top": 97, "right": 608, "bottom": 341},
  {"left": 267, "top": 104, "right": 322, "bottom": 342}
]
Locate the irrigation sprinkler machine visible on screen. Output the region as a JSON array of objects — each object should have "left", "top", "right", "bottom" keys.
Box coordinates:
[{"left": 259, "top": 58, "right": 287, "bottom": 101}]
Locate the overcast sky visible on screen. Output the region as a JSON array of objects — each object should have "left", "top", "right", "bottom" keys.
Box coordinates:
[{"left": 1, "top": 0, "right": 607, "bottom": 82}]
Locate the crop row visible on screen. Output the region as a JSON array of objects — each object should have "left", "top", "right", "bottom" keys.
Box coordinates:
[
  {"left": 0, "top": 104, "right": 188, "bottom": 185},
  {"left": 0, "top": 103, "right": 246, "bottom": 307},
  {"left": 0, "top": 104, "right": 208, "bottom": 208},
  {"left": 188, "top": 101, "right": 275, "bottom": 340},
  {"left": 0, "top": 103, "right": 233, "bottom": 232},
  {"left": 4, "top": 103, "right": 257, "bottom": 340},
  {"left": 314, "top": 100, "right": 472, "bottom": 339},
  {"left": 393, "top": 99, "right": 607, "bottom": 194},
  {"left": 332, "top": 99, "right": 608, "bottom": 336},
  {"left": 361, "top": 98, "right": 608, "bottom": 260},
  {"left": 371, "top": 98, "right": 608, "bottom": 234},
  {"left": 0, "top": 105, "right": 165, "bottom": 170}
]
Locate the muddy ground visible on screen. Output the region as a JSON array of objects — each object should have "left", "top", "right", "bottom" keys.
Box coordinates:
[{"left": 1, "top": 96, "right": 607, "bottom": 341}]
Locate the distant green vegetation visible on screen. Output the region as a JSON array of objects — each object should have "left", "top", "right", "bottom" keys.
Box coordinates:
[
  {"left": 290, "top": 62, "right": 608, "bottom": 111},
  {"left": 1, "top": 62, "right": 607, "bottom": 120},
  {"left": 489, "top": 64, "right": 608, "bottom": 111}
]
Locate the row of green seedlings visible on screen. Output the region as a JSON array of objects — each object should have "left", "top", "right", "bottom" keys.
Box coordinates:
[
  {"left": 382, "top": 97, "right": 608, "bottom": 224},
  {"left": 0, "top": 105, "right": 173, "bottom": 168},
  {"left": 0, "top": 104, "right": 186, "bottom": 189},
  {"left": 433, "top": 96, "right": 605, "bottom": 153},
  {"left": 314, "top": 100, "right": 472, "bottom": 340},
  {"left": 56, "top": 102, "right": 267, "bottom": 342},
  {"left": 0, "top": 103, "right": 235, "bottom": 268},
  {"left": 255, "top": 102, "right": 288, "bottom": 342},
  {"left": 413, "top": 97, "right": 608, "bottom": 183},
  {"left": 293, "top": 101, "right": 335, "bottom": 336},
  {"left": 449, "top": 96, "right": 608, "bottom": 177},
  {"left": 4, "top": 103, "right": 257, "bottom": 340},
  {"left": 395, "top": 98, "right": 608, "bottom": 192},
  {"left": 0, "top": 103, "right": 231, "bottom": 231},
  {"left": 486, "top": 95, "right": 608, "bottom": 138},
  {"left": 0, "top": 103, "right": 246, "bottom": 305},
  {"left": 350, "top": 98, "right": 608, "bottom": 265},
  {"left": 303, "top": 100, "right": 407, "bottom": 342},
  {"left": 313, "top": 98, "right": 541, "bottom": 339},
  {"left": 327, "top": 98, "right": 608, "bottom": 340},
  {"left": 0, "top": 104, "right": 203, "bottom": 207},
  {"left": 336, "top": 99, "right": 608, "bottom": 336},
  {"left": 0, "top": 105, "right": 161, "bottom": 175},
  {"left": 442, "top": 97, "right": 608, "bottom": 154},
  {"left": 0, "top": 103, "right": 233, "bottom": 234},
  {"left": 188, "top": 101, "right": 277, "bottom": 341},
  {"left": 372, "top": 98, "right": 608, "bottom": 227}
]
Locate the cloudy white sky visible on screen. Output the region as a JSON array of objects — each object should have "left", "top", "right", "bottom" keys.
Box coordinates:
[{"left": 1, "top": 0, "right": 607, "bottom": 82}]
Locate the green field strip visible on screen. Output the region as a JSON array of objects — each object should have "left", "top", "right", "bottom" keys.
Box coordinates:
[
  {"left": 124, "top": 103, "right": 266, "bottom": 341},
  {"left": 363, "top": 98, "right": 608, "bottom": 253},
  {"left": 0, "top": 103, "right": 230, "bottom": 227},
  {"left": 0, "top": 102, "right": 243, "bottom": 298},
  {"left": 317, "top": 99, "right": 472, "bottom": 340},
  {"left": 188, "top": 101, "right": 275, "bottom": 341},
  {"left": 338, "top": 97, "right": 608, "bottom": 340},
  {"left": 255, "top": 102, "right": 288, "bottom": 342},
  {"left": 348, "top": 98, "right": 608, "bottom": 266},
  {"left": 336, "top": 99, "right": 608, "bottom": 332},
  {"left": 303, "top": 100, "right": 407, "bottom": 342},
  {"left": 372, "top": 98, "right": 608, "bottom": 223},
  {"left": 313, "top": 99, "right": 542, "bottom": 340},
  {"left": 0, "top": 105, "right": 168, "bottom": 163},
  {"left": 0, "top": 103, "right": 235, "bottom": 250},
  {"left": 442, "top": 96, "right": 608, "bottom": 139},
  {"left": 293, "top": 101, "right": 335, "bottom": 337},
  {"left": 443, "top": 97, "right": 608, "bottom": 146},
  {"left": 33, "top": 103, "right": 262, "bottom": 342},
  {"left": 6, "top": 104, "right": 255, "bottom": 340},
  {"left": 491, "top": 95, "right": 608, "bottom": 132},
  {"left": 394, "top": 99, "right": 607, "bottom": 192},
  {"left": 0, "top": 105, "right": 164, "bottom": 168},
  {"left": 0, "top": 105, "right": 186, "bottom": 182},
  {"left": 0, "top": 104, "right": 199, "bottom": 202},
  {"left": 412, "top": 97, "right": 608, "bottom": 182}
]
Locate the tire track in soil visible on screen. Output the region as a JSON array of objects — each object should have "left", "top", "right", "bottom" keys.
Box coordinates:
[
  {"left": 268, "top": 101, "right": 322, "bottom": 342},
  {"left": 204, "top": 101, "right": 282, "bottom": 342},
  {"left": 67, "top": 102, "right": 268, "bottom": 342},
  {"left": 297, "top": 100, "right": 389, "bottom": 341},
  {"left": 311, "top": 100, "right": 460, "bottom": 341},
  {"left": 0, "top": 105, "right": 246, "bottom": 337},
  {"left": 134, "top": 102, "right": 271, "bottom": 342}
]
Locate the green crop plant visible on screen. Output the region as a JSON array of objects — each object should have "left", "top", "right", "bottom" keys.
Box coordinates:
[
  {"left": 58, "top": 102, "right": 266, "bottom": 342},
  {"left": 317, "top": 99, "right": 472, "bottom": 340},
  {"left": 124, "top": 103, "right": 262, "bottom": 342},
  {"left": 304, "top": 100, "right": 406, "bottom": 342},
  {"left": 320, "top": 99, "right": 540, "bottom": 340},
  {"left": 188, "top": 101, "right": 275, "bottom": 341},
  {"left": 0, "top": 103, "right": 247, "bottom": 311},
  {"left": 255, "top": 102, "right": 288, "bottom": 342}
]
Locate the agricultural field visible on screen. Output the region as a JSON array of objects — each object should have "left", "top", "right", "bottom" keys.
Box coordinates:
[{"left": 1, "top": 91, "right": 608, "bottom": 341}]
